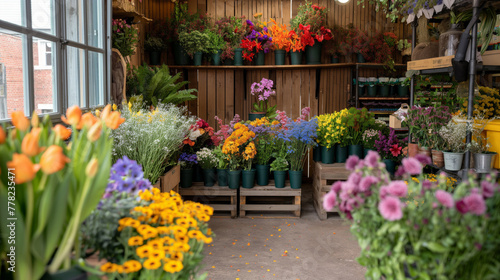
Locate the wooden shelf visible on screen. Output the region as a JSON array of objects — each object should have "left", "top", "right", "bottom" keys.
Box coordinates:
[
  {"left": 112, "top": 0, "right": 151, "bottom": 21},
  {"left": 369, "top": 111, "right": 398, "bottom": 115},
  {"left": 356, "top": 63, "right": 407, "bottom": 69},
  {"left": 408, "top": 55, "right": 500, "bottom": 74},
  {"left": 359, "top": 97, "right": 409, "bottom": 101},
  {"left": 168, "top": 63, "right": 356, "bottom": 70}
]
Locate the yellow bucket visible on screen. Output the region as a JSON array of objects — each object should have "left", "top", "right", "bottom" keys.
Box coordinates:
[{"left": 484, "top": 119, "right": 500, "bottom": 169}]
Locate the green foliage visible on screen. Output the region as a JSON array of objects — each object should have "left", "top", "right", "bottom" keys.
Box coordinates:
[
  {"left": 144, "top": 36, "right": 165, "bottom": 52},
  {"left": 213, "top": 145, "right": 229, "bottom": 169},
  {"left": 126, "top": 64, "right": 156, "bottom": 99},
  {"left": 178, "top": 30, "right": 210, "bottom": 57},
  {"left": 270, "top": 157, "right": 288, "bottom": 171},
  {"left": 112, "top": 19, "right": 138, "bottom": 57},
  {"left": 206, "top": 30, "right": 226, "bottom": 54},
  {"left": 341, "top": 107, "right": 375, "bottom": 145}
]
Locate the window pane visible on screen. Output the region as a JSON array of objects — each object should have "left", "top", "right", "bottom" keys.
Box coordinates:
[
  {"left": 67, "top": 47, "right": 86, "bottom": 107},
  {"left": 31, "top": 0, "right": 56, "bottom": 35},
  {"left": 33, "top": 37, "right": 57, "bottom": 115},
  {"left": 0, "top": 28, "right": 28, "bottom": 120},
  {"left": 87, "top": 0, "right": 103, "bottom": 48},
  {"left": 88, "top": 51, "right": 104, "bottom": 106},
  {"left": 66, "top": 0, "right": 85, "bottom": 44},
  {"left": 0, "top": 0, "right": 26, "bottom": 26}
]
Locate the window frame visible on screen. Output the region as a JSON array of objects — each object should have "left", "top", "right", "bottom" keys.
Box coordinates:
[{"left": 0, "top": 0, "right": 111, "bottom": 123}]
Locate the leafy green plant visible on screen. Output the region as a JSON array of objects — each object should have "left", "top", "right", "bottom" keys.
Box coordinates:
[
  {"left": 341, "top": 107, "right": 375, "bottom": 145},
  {"left": 212, "top": 145, "right": 229, "bottom": 169},
  {"left": 126, "top": 64, "right": 156, "bottom": 99},
  {"left": 144, "top": 36, "right": 165, "bottom": 52},
  {"left": 178, "top": 30, "right": 210, "bottom": 57},
  {"left": 206, "top": 30, "right": 226, "bottom": 54},
  {"left": 270, "top": 157, "right": 288, "bottom": 171},
  {"left": 112, "top": 19, "right": 138, "bottom": 58}
]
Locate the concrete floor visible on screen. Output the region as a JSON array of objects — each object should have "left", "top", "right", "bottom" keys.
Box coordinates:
[{"left": 201, "top": 183, "right": 366, "bottom": 280}]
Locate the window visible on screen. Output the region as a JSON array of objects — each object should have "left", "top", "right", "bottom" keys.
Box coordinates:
[{"left": 0, "top": 0, "right": 111, "bottom": 121}]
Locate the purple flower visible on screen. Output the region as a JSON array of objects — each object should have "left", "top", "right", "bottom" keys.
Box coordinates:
[
  {"left": 378, "top": 196, "right": 404, "bottom": 221},
  {"left": 414, "top": 154, "right": 431, "bottom": 166},
  {"left": 323, "top": 191, "right": 337, "bottom": 211},
  {"left": 481, "top": 181, "right": 494, "bottom": 198},
  {"left": 402, "top": 157, "right": 422, "bottom": 175},
  {"left": 435, "top": 190, "right": 454, "bottom": 208},
  {"left": 365, "top": 150, "right": 380, "bottom": 168},
  {"left": 359, "top": 176, "right": 379, "bottom": 192},
  {"left": 246, "top": 19, "right": 254, "bottom": 26},
  {"left": 456, "top": 199, "right": 468, "bottom": 214},
  {"left": 346, "top": 155, "right": 359, "bottom": 171},
  {"left": 463, "top": 193, "right": 486, "bottom": 215}
]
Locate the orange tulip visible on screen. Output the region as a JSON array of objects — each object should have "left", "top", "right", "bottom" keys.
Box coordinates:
[
  {"left": 21, "top": 128, "right": 43, "bottom": 157},
  {"left": 31, "top": 113, "right": 40, "bottom": 128},
  {"left": 104, "top": 111, "right": 125, "bottom": 130},
  {"left": 78, "top": 112, "right": 98, "bottom": 129},
  {"left": 61, "top": 105, "right": 82, "bottom": 126},
  {"left": 52, "top": 124, "right": 72, "bottom": 140},
  {"left": 100, "top": 104, "right": 112, "bottom": 121},
  {"left": 39, "top": 145, "right": 70, "bottom": 174},
  {"left": 11, "top": 111, "right": 30, "bottom": 131},
  {"left": 87, "top": 122, "right": 102, "bottom": 142},
  {"left": 7, "top": 153, "right": 40, "bottom": 184},
  {"left": 86, "top": 158, "right": 98, "bottom": 178},
  {"left": 0, "top": 126, "right": 5, "bottom": 144}
]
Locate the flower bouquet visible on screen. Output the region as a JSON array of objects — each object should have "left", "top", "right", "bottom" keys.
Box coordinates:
[
  {"left": 240, "top": 14, "right": 273, "bottom": 62},
  {"left": 250, "top": 78, "right": 277, "bottom": 119},
  {"left": 323, "top": 152, "right": 500, "bottom": 280},
  {"left": 222, "top": 123, "right": 256, "bottom": 188},
  {"left": 196, "top": 148, "right": 218, "bottom": 186}
]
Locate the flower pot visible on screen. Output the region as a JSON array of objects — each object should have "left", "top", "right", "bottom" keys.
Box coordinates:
[
  {"left": 358, "top": 77, "right": 366, "bottom": 97},
  {"left": 275, "top": 50, "right": 286, "bottom": 65},
  {"left": 149, "top": 51, "right": 161, "bottom": 65},
  {"left": 418, "top": 146, "right": 431, "bottom": 158},
  {"left": 348, "top": 144, "right": 364, "bottom": 158},
  {"left": 234, "top": 48, "right": 244, "bottom": 66},
  {"left": 254, "top": 50, "right": 265, "bottom": 65},
  {"left": 398, "top": 78, "right": 408, "bottom": 97},
  {"left": 180, "top": 168, "right": 193, "bottom": 188},
  {"left": 305, "top": 41, "right": 322, "bottom": 64},
  {"left": 439, "top": 24, "right": 462, "bottom": 57},
  {"left": 431, "top": 150, "right": 444, "bottom": 168},
  {"left": 379, "top": 85, "right": 390, "bottom": 97},
  {"left": 443, "top": 151, "right": 464, "bottom": 171},
  {"left": 242, "top": 169, "right": 256, "bottom": 188},
  {"left": 228, "top": 170, "right": 241, "bottom": 189},
  {"left": 224, "top": 58, "right": 234, "bottom": 65},
  {"left": 42, "top": 266, "right": 88, "bottom": 280},
  {"left": 193, "top": 51, "right": 203, "bottom": 66},
  {"left": 367, "top": 85, "right": 377, "bottom": 97},
  {"left": 249, "top": 112, "right": 266, "bottom": 121},
  {"left": 320, "top": 145, "right": 335, "bottom": 164},
  {"left": 273, "top": 170, "right": 287, "bottom": 188},
  {"left": 256, "top": 164, "right": 271, "bottom": 186},
  {"left": 474, "top": 152, "right": 497, "bottom": 173},
  {"left": 289, "top": 170, "right": 303, "bottom": 189},
  {"left": 172, "top": 41, "right": 190, "bottom": 66},
  {"left": 211, "top": 50, "right": 222, "bottom": 65},
  {"left": 356, "top": 53, "right": 365, "bottom": 63},
  {"left": 290, "top": 50, "right": 303, "bottom": 65},
  {"left": 313, "top": 146, "right": 322, "bottom": 162},
  {"left": 408, "top": 143, "right": 419, "bottom": 158},
  {"left": 217, "top": 168, "right": 229, "bottom": 186},
  {"left": 363, "top": 148, "right": 374, "bottom": 158},
  {"left": 331, "top": 56, "right": 339, "bottom": 63},
  {"left": 193, "top": 164, "right": 203, "bottom": 182},
  {"left": 336, "top": 145, "right": 348, "bottom": 163},
  {"left": 383, "top": 159, "right": 396, "bottom": 175},
  {"left": 202, "top": 168, "right": 216, "bottom": 186}
]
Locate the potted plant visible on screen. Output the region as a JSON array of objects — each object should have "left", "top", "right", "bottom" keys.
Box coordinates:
[
  {"left": 341, "top": 108, "right": 375, "bottom": 158},
  {"left": 144, "top": 36, "right": 165, "bottom": 65},
  {"left": 362, "top": 129, "right": 379, "bottom": 158},
  {"left": 316, "top": 113, "right": 344, "bottom": 164},
  {"left": 326, "top": 24, "right": 347, "bottom": 63},
  {"left": 241, "top": 141, "right": 257, "bottom": 189},
  {"left": 290, "top": 1, "right": 332, "bottom": 64},
  {"left": 270, "top": 157, "right": 289, "bottom": 188},
  {"left": 240, "top": 15, "right": 273, "bottom": 65},
  {"left": 206, "top": 30, "right": 226, "bottom": 65},
  {"left": 249, "top": 78, "right": 277, "bottom": 120},
  {"left": 179, "top": 153, "right": 197, "bottom": 188},
  {"left": 222, "top": 123, "right": 256, "bottom": 189},
  {"left": 428, "top": 106, "right": 452, "bottom": 168},
  {"left": 196, "top": 147, "right": 218, "bottom": 187},
  {"left": 178, "top": 30, "right": 210, "bottom": 66},
  {"left": 374, "top": 128, "right": 404, "bottom": 175},
  {"left": 469, "top": 116, "right": 497, "bottom": 173},
  {"left": 439, "top": 114, "right": 467, "bottom": 171},
  {"left": 214, "top": 16, "right": 246, "bottom": 65},
  {"left": 288, "top": 29, "right": 305, "bottom": 65},
  {"left": 403, "top": 106, "right": 433, "bottom": 157},
  {"left": 213, "top": 145, "right": 229, "bottom": 186},
  {"left": 112, "top": 19, "right": 138, "bottom": 62},
  {"left": 351, "top": 28, "right": 369, "bottom": 63},
  {"left": 249, "top": 118, "right": 275, "bottom": 186},
  {"left": 266, "top": 19, "right": 291, "bottom": 65},
  {"left": 0, "top": 106, "right": 119, "bottom": 280}
]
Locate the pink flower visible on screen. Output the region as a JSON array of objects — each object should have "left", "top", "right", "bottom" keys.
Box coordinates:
[
  {"left": 365, "top": 150, "right": 380, "bottom": 168},
  {"left": 378, "top": 196, "right": 404, "bottom": 221},
  {"left": 387, "top": 181, "right": 408, "bottom": 197},
  {"left": 339, "top": 182, "right": 358, "bottom": 200},
  {"left": 402, "top": 157, "right": 423, "bottom": 175},
  {"left": 456, "top": 199, "right": 468, "bottom": 214},
  {"left": 390, "top": 144, "right": 402, "bottom": 157},
  {"left": 414, "top": 154, "right": 431, "bottom": 166},
  {"left": 463, "top": 193, "right": 486, "bottom": 215},
  {"left": 346, "top": 155, "right": 359, "bottom": 171},
  {"left": 323, "top": 191, "right": 337, "bottom": 211},
  {"left": 331, "top": 180, "right": 342, "bottom": 194},
  {"left": 347, "top": 172, "right": 362, "bottom": 185},
  {"left": 435, "top": 190, "right": 454, "bottom": 208},
  {"left": 359, "top": 176, "right": 379, "bottom": 192},
  {"left": 481, "top": 181, "right": 494, "bottom": 198}
]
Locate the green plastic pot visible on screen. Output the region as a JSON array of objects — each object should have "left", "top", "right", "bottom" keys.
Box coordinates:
[
  {"left": 290, "top": 50, "right": 303, "bottom": 65},
  {"left": 172, "top": 41, "right": 189, "bottom": 66},
  {"left": 358, "top": 85, "right": 365, "bottom": 97},
  {"left": 367, "top": 85, "right": 377, "bottom": 97},
  {"left": 331, "top": 56, "right": 339, "bottom": 63},
  {"left": 380, "top": 85, "right": 390, "bottom": 97},
  {"left": 242, "top": 169, "right": 256, "bottom": 188},
  {"left": 383, "top": 159, "right": 396, "bottom": 175},
  {"left": 348, "top": 144, "right": 364, "bottom": 158},
  {"left": 193, "top": 164, "right": 203, "bottom": 182},
  {"left": 211, "top": 50, "right": 222, "bottom": 65},
  {"left": 275, "top": 50, "right": 286, "bottom": 65},
  {"left": 305, "top": 41, "right": 322, "bottom": 64},
  {"left": 217, "top": 168, "right": 228, "bottom": 186},
  {"left": 357, "top": 53, "right": 365, "bottom": 63},
  {"left": 398, "top": 85, "right": 409, "bottom": 97},
  {"left": 202, "top": 168, "right": 216, "bottom": 187},
  {"left": 249, "top": 112, "right": 266, "bottom": 121},
  {"left": 234, "top": 48, "right": 244, "bottom": 66},
  {"left": 180, "top": 168, "right": 193, "bottom": 188},
  {"left": 313, "top": 146, "right": 322, "bottom": 162},
  {"left": 273, "top": 170, "right": 287, "bottom": 188},
  {"left": 149, "top": 51, "right": 161, "bottom": 65},
  {"left": 256, "top": 164, "right": 270, "bottom": 186},
  {"left": 336, "top": 145, "right": 348, "bottom": 163},
  {"left": 254, "top": 51, "right": 265, "bottom": 65},
  {"left": 320, "top": 145, "right": 335, "bottom": 164},
  {"left": 193, "top": 51, "right": 203, "bottom": 66},
  {"left": 289, "top": 170, "right": 303, "bottom": 189},
  {"left": 228, "top": 170, "right": 241, "bottom": 189}
]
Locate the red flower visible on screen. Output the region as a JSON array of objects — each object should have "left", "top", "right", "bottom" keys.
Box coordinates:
[
  {"left": 390, "top": 144, "right": 402, "bottom": 157},
  {"left": 183, "top": 139, "right": 195, "bottom": 146},
  {"left": 243, "top": 52, "right": 254, "bottom": 61}
]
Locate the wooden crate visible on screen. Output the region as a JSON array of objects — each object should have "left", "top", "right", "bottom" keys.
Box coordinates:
[
  {"left": 179, "top": 183, "right": 237, "bottom": 218},
  {"left": 239, "top": 183, "right": 301, "bottom": 218},
  {"left": 161, "top": 165, "right": 180, "bottom": 193},
  {"left": 407, "top": 55, "right": 454, "bottom": 71},
  {"left": 313, "top": 162, "right": 351, "bottom": 220}
]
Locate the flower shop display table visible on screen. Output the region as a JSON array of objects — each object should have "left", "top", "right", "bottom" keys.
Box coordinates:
[
  {"left": 178, "top": 184, "right": 238, "bottom": 218},
  {"left": 313, "top": 162, "right": 351, "bottom": 220},
  {"left": 239, "top": 183, "right": 301, "bottom": 218}
]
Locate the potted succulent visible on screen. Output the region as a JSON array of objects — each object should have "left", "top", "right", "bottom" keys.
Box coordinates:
[
  {"left": 196, "top": 148, "right": 218, "bottom": 187},
  {"left": 144, "top": 36, "right": 165, "bottom": 65},
  {"left": 439, "top": 114, "right": 467, "bottom": 171}
]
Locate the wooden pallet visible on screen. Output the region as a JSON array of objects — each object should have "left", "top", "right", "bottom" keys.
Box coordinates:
[
  {"left": 179, "top": 183, "right": 237, "bottom": 218},
  {"left": 239, "top": 182, "right": 301, "bottom": 218},
  {"left": 313, "top": 162, "right": 350, "bottom": 220}
]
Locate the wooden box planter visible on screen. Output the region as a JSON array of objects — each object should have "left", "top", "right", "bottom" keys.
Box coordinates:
[
  {"left": 313, "top": 162, "right": 351, "bottom": 220},
  {"left": 239, "top": 183, "right": 301, "bottom": 218},
  {"left": 179, "top": 183, "right": 237, "bottom": 218},
  {"left": 161, "top": 165, "right": 180, "bottom": 193}
]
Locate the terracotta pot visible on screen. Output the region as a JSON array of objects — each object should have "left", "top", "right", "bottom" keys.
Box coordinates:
[
  {"left": 408, "top": 143, "right": 419, "bottom": 157},
  {"left": 431, "top": 150, "right": 444, "bottom": 168},
  {"left": 418, "top": 146, "right": 431, "bottom": 158}
]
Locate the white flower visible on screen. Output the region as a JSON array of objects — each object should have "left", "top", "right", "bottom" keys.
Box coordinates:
[{"left": 189, "top": 129, "right": 202, "bottom": 141}]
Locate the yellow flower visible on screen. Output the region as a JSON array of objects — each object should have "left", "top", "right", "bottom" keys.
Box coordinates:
[
  {"left": 170, "top": 251, "right": 184, "bottom": 262},
  {"left": 100, "top": 262, "right": 117, "bottom": 273},
  {"left": 128, "top": 236, "right": 144, "bottom": 246},
  {"left": 147, "top": 238, "right": 165, "bottom": 250},
  {"left": 112, "top": 104, "right": 118, "bottom": 111},
  {"left": 143, "top": 258, "right": 162, "bottom": 270},
  {"left": 187, "top": 230, "right": 203, "bottom": 240},
  {"left": 123, "top": 260, "right": 142, "bottom": 273},
  {"left": 136, "top": 245, "right": 153, "bottom": 259},
  {"left": 149, "top": 249, "right": 166, "bottom": 260},
  {"left": 163, "top": 260, "right": 183, "bottom": 273},
  {"left": 173, "top": 242, "right": 190, "bottom": 252}
]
